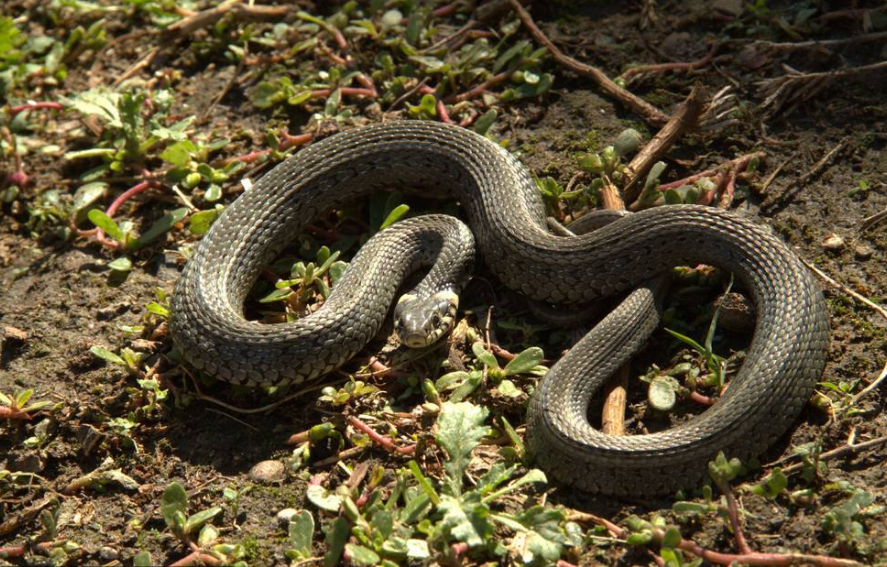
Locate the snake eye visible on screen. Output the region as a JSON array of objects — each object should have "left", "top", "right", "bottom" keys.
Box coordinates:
[{"left": 431, "top": 313, "right": 441, "bottom": 327}]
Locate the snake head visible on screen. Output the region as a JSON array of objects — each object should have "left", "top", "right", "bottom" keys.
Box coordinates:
[{"left": 394, "top": 290, "right": 459, "bottom": 348}]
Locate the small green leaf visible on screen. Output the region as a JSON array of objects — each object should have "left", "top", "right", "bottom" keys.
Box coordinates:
[
  {"left": 306, "top": 484, "right": 341, "bottom": 512},
  {"left": 288, "top": 511, "right": 314, "bottom": 558},
  {"left": 159, "top": 140, "right": 196, "bottom": 167},
  {"left": 197, "top": 524, "right": 219, "bottom": 547},
  {"left": 408, "top": 93, "right": 437, "bottom": 118},
  {"left": 161, "top": 483, "right": 188, "bottom": 532},
  {"left": 379, "top": 204, "right": 409, "bottom": 230},
  {"left": 90, "top": 346, "right": 125, "bottom": 366},
  {"left": 14, "top": 389, "right": 33, "bottom": 408},
  {"left": 72, "top": 182, "right": 107, "bottom": 213},
  {"left": 137, "top": 207, "right": 188, "bottom": 247},
  {"left": 662, "top": 526, "right": 682, "bottom": 548},
  {"left": 497, "top": 379, "right": 522, "bottom": 398},
  {"left": 407, "top": 460, "right": 440, "bottom": 506},
  {"left": 259, "top": 288, "right": 293, "bottom": 303},
  {"left": 88, "top": 209, "right": 123, "bottom": 242},
  {"left": 345, "top": 544, "right": 380, "bottom": 566},
  {"left": 436, "top": 402, "right": 489, "bottom": 495},
  {"left": 672, "top": 501, "right": 712, "bottom": 515},
  {"left": 471, "top": 341, "right": 499, "bottom": 369},
  {"left": 323, "top": 516, "right": 349, "bottom": 567},
  {"left": 189, "top": 208, "right": 221, "bottom": 235},
  {"left": 438, "top": 494, "right": 492, "bottom": 548},
  {"left": 503, "top": 347, "right": 544, "bottom": 375},
  {"left": 648, "top": 377, "right": 676, "bottom": 411},
  {"left": 473, "top": 109, "right": 498, "bottom": 135},
  {"left": 708, "top": 452, "right": 743, "bottom": 486},
  {"left": 626, "top": 531, "right": 653, "bottom": 546},
  {"left": 132, "top": 551, "right": 152, "bottom": 567},
  {"left": 107, "top": 257, "right": 132, "bottom": 272},
  {"left": 184, "top": 506, "right": 221, "bottom": 535}
]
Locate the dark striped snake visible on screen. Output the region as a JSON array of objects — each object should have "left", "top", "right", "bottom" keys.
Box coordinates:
[{"left": 170, "top": 121, "right": 829, "bottom": 496}]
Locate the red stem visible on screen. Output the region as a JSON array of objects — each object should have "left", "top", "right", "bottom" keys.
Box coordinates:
[
  {"left": 689, "top": 391, "right": 717, "bottom": 406},
  {"left": 223, "top": 132, "right": 314, "bottom": 164},
  {"left": 0, "top": 545, "right": 26, "bottom": 557},
  {"left": 432, "top": 4, "right": 458, "bottom": 18},
  {"left": 169, "top": 551, "right": 221, "bottom": 567},
  {"left": 720, "top": 482, "right": 753, "bottom": 554},
  {"left": 418, "top": 85, "right": 452, "bottom": 124},
  {"left": 310, "top": 87, "right": 377, "bottom": 99},
  {"left": 446, "top": 71, "right": 510, "bottom": 103},
  {"left": 348, "top": 416, "right": 416, "bottom": 455},
  {"left": 0, "top": 406, "right": 32, "bottom": 420},
  {"left": 578, "top": 513, "right": 858, "bottom": 567},
  {"left": 7, "top": 101, "right": 64, "bottom": 116}
]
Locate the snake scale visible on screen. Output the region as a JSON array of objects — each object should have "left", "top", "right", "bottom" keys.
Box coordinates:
[{"left": 170, "top": 121, "right": 830, "bottom": 496}]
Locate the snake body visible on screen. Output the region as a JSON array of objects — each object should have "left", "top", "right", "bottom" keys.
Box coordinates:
[{"left": 170, "top": 121, "right": 829, "bottom": 496}]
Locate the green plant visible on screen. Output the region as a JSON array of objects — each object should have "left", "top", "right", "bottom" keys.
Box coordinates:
[
  {"left": 432, "top": 342, "right": 546, "bottom": 405},
  {"left": 299, "top": 402, "right": 573, "bottom": 566},
  {"left": 821, "top": 485, "right": 883, "bottom": 555},
  {"left": 161, "top": 481, "right": 246, "bottom": 566},
  {"left": 0, "top": 388, "right": 56, "bottom": 420},
  {"left": 665, "top": 276, "right": 734, "bottom": 389}
]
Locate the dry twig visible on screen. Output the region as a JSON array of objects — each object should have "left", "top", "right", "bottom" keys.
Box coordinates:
[
  {"left": 507, "top": 0, "right": 669, "bottom": 127},
  {"left": 623, "top": 86, "right": 705, "bottom": 204},
  {"left": 801, "top": 259, "right": 887, "bottom": 407},
  {"left": 758, "top": 60, "right": 887, "bottom": 117},
  {"left": 761, "top": 140, "right": 845, "bottom": 210}
]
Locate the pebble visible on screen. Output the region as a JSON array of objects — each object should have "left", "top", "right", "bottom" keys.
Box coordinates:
[
  {"left": 821, "top": 233, "right": 845, "bottom": 251},
  {"left": 716, "top": 292, "right": 756, "bottom": 334},
  {"left": 98, "top": 547, "right": 118, "bottom": 561},
  {"left": 276, "top": 508, "right": 299, "bottom": 528},
  {"left": 249, "top": 460, "right": 285, "bottom": 484},
  {"left": 3, "top": 326, "right": 28, "bottom": 343},
  {"left": 855, "top": 244, "right": 874, "bottom": 260}
]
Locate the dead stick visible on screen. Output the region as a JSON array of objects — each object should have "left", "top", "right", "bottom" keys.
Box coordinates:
[
  {"left": 507, "top": 0, "right": 668, "bottom": 128},
  {"left": 619, "top": 42, "right": 720, "bottom": 83},
  {"left": 623, "top": 86, "right": 705, "bottom": 205},
  {"left": 780, "top": 434, "right": 887, "bottom": 473},
  {"left": 761, "top": 140, "right": 845, "bottom": 209},
  {"left": 598, "top": 176, "right": 629, "bottom": 435}
]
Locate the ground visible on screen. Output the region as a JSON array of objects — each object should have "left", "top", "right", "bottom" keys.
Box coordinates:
[{"left": 1, "top": 1, "right": 886, "bottom": 566}]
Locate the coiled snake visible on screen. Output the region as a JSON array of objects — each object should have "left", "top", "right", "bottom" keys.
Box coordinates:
[{"left": 170, "top": 121, "right": 829, "bottom": 496}]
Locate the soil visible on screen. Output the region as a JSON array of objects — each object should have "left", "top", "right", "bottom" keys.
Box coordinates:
[{"left": 2, "top": 1, "right": 886, "bottom": 566}]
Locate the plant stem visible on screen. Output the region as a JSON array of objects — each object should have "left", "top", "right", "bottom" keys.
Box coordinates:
[
  {"left": 7, "top": 101, "right": 64, "bottom": 116},
  {"left": 348, "top": 416, "right": 416, "bottom": 455}
]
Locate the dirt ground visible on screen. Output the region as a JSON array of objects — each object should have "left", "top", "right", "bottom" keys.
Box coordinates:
[{"left": 2, "top": 1, "right": 887, "bottom": 566}]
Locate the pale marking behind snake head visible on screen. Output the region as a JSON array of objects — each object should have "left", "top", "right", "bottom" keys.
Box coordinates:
[{"left": 394, "top": 290, "right": 459, "bottom": 348}]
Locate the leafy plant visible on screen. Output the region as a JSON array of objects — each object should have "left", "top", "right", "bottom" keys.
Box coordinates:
[
  {"left": 748, "top": 468, "right": 788, "bottom": 500},
  {"left": 259, "top": 245, "right": 348, "bottom": 307},
  {"left": 432, "top": 342, "right": 546, "bottom": 406},
  {"left": 161, "top": 481, "right": 246, "bottom": 566},
  {"left": 821, "top": 485, "right": 883, "bottom": 555},
  {"left": 664, "top": 276, "right": 735, "bottom": 389}
]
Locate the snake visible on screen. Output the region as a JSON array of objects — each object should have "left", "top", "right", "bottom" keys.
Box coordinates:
[{"left": 169, "top": 120, "right": 830, "bottom": 496}]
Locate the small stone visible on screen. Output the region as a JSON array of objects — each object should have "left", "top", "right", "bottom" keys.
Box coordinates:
[
  {"left": 96, "top": 302, "right": 130, "bottom": 321},
  {"left": 98, "top": 547, "right": 118, "bottom": 561},
  {"left": 855, "top": 244, "right": 874, "bottom": 260},
  {"left": 821, "top": 233, "right": 845, "bottom": 251},
  {"left": 249, "top": 460, "right": 285, "bottom": 484},
  {"left": 716, "top": 292, "right": 756, "bottom": 334},
  {"left": 276, "top": 508, "right": 299, "bottom": 528},
  {"left": 3, "top": 326, "right": 28, "bottom": 343}
]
